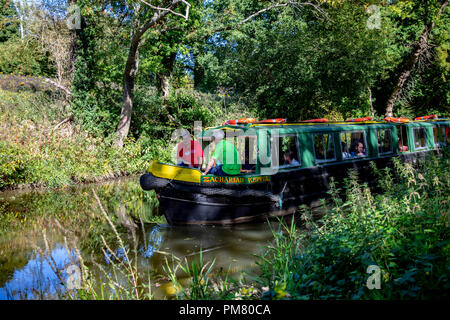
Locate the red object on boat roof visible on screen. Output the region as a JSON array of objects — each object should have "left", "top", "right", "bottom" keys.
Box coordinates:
[
  {"left": 345, "top": 116, "right": 373, "bottom": 122},
  {"left": 384, "top": 117, "right": 411, "bottom": 123},
  {"left": 223, "top": 118, "right": 257, "bottom": 125},
  {"left": 302, "top": 118, "right": 329, "bottom": 123},
  {"left": 414, "top": 115, "right": 438, "bottom": 120},
  {"left": 254, "top": 118, "right": 287, "bottom": 124}
]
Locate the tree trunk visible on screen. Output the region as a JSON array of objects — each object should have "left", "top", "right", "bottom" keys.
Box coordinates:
[
  {"left": 158, "top": 52, "right": 177, "bottom": 101},
  {"left": 385, "top": 0, "right": 448, "bottom": 117},
  {"left": 368, "top": 87, "right": 375, "bottom": 118},
  {"left": 114, "top": 1, "right": 184, "bottom": 148},
  {"left": 68, "top": 0, "right": 77, "bottom": 83},
  {"left": 116, "top": 41, "right": 140, "bottom": 148},
  {"left": 193, "top": 51, "right": 205, "bottom": 89}
]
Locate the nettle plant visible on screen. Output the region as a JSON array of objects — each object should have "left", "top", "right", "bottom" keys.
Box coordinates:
[{"left": 256, "top": 151, "right": 449, "bottom": 300}]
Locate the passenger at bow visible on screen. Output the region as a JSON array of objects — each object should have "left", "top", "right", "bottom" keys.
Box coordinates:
[
  {"left": 177, "top": 130, "right": 204, "bottom": 169},
  {"left": 203, "top": 130, "right": 241, "bottom": 176}
]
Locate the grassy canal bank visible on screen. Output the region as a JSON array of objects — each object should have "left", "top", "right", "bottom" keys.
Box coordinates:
[
  {"left": 0, "top": 88, "right": 164, "bottom": 190},
  {"left": 0, "top": 80, "right": 254, "bottom": 191}
]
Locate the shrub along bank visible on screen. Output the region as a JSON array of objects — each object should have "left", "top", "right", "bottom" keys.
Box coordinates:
[
  {"left": 0, "top": 87, "right": 252, "bottom": 190},
  {"left": 257, "top": 152, "right": 449, "bottom": 300}
]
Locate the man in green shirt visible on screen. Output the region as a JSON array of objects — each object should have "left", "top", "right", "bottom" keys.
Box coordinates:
[{"left": 203, "top": 130, "right": 241, "bottom": 176}]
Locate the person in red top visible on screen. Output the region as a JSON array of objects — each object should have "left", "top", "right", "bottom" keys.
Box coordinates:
[{"left": 177, "top": 130, "right": 203, "bottom": 169}]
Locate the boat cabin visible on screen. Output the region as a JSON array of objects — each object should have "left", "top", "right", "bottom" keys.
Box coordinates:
[
  {"left": 141, "top": 116, "right": 449, "bottom": 225},
  {"left": 198, "top": 118, "right": 450, "bottom": 175}
]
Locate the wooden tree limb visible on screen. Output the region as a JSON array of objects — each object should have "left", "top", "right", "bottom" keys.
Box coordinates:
[
  {"left": 237, "top": 1, "right": 327, "bottom": 28},
  {"left": 140, "top": 0, "right": 190, "bottom": 21},
  {"left": 210, "top": 1, "right": 328, "bottom": 34},
  {"left": 385, "top": 0, "right": 448, "bottom": 117},
  {"left": 52, "top": 114, "right": 74, "bottom": 132},
  {"left": 43, "top": 77, "right": 72, "bottom": 97},
  {"left": 115, "top": 0, "right": 192, "bottom": 148}
]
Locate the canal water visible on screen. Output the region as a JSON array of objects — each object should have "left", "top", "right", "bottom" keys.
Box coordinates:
[{"left": 0, "top": 177, "right": 294, "bottom": 300}]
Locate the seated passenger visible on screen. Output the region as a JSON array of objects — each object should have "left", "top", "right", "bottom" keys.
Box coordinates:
[
  {"left": 399, "top": 140, "right": 408, "bottom": 152},
  {"left": 203, "top": 130, "right": 241, "bottom": 176},
  {"left": 177, "top": 130, "right": 203, "bottom": 169},
  {"left": 283, "top": 150, "right": 300, "bottom": 166},
  {"left": 351, "top": 141, "right": 366, "bottom": 157},
  {"left": 341, "top": 142, "right": 351, "bottom": 159}
]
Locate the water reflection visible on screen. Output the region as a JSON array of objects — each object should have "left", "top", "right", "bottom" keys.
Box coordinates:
[
  {"left": 0, "top": 177, "right": 284, "bottom": 300},
  {"left": 140, "top": 225, "right": 163, "bottom": 259},
  {"left": 0, "top": 222, "right": 278, "bottom": 300},
  {"left": 138, "top": 223, "right": 277, "bottom": 280},
  {"left": 0, "top": 244, "right": 79, "bottom": 300}
]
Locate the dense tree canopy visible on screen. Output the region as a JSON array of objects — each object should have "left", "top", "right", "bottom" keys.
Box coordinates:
[{"left": 0, "top": 0, "right": 448, "bottom": 143}]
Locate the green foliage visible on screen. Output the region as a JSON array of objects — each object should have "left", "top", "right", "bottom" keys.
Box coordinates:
[
  {"left": 0, "top": 142, "right": 26, "bottom": 188},
  {"left": 71, "top": 5, "right": 119, "bottom": 137},
  {"left": 256, "top": 152, "right": 450, "bottom": 299},
  {"left": 374, "top": 0, "right": 450, "bottom": 117},
  {"left": 165, "top": 250, "right": 235, "bottom": 300},
  {"left": 168, "top": 91, "right": 216, "bottom": 127},
  {"left": 0, "top": 89, "right": 166, "bottom": 190},
  {"left": 0, "top": 39, "right": 53, "bottom": 76},
  {"left": 197, "top": 1, "right": 397, "bottom": 119},
  {"left": 196, "top": 0, "right": 448, "bottom": 119},
  {"left": 0, "top": 0, "right": 18, "bottom": 42}
]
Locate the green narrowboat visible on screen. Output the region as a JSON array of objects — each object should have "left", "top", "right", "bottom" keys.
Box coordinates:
[{"left": 140, "top": 118, "right": 450, "bottom": 225}]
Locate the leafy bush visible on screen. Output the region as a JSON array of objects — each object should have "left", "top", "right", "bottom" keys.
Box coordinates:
[
  {"left": 257, "top": 152, "right": 450, "bottom": 300},
  {"left": 0, "top": 142, "right": 27, "bottom": 188},
  {"left": 167, "top": 91, "right": 216, "bottom": 128},
  {"left": 0, "top": 39, "right": 52, "bottom": 76},
  {"left": 0, "top": 89, "right": 158, "bottom": 189}
]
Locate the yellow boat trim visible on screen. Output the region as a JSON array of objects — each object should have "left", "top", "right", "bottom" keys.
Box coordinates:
[{"left": 148, "top": 162, "right": 202, "bottom": 183}]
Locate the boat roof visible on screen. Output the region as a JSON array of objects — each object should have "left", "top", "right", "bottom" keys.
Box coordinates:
[{"left": 199, "top": 119, "right": 450, "bottom": 138}]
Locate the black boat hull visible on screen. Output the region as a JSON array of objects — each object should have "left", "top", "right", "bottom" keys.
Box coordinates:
[{"left": 140, "top": 150, "right": 438, "bottom": 225}]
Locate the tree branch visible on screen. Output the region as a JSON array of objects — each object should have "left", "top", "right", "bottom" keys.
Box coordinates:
[
  {"left": 140, "top": 0, "right": 191, "bottom": 21},
  {"left": 236, "top": 1, "right": 327, "bottom": 29},
  {"left": 180, "top": 1, "right": 328, "bottom": 42},
  {"left": 52, "top": 114, "right": 74, "bottom": 132},
  {"left": 43, "top": 77, "right": 72, "bottom": 97}
]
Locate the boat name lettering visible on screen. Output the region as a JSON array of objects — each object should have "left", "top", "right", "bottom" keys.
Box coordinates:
[
  {"left": 247, "top": 176, "right": 270, "bottom": 183},
  {"left": 202, "top": 176, "right": 270, "bottom": 184}
]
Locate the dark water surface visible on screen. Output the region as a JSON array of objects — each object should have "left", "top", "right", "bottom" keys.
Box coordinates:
[{"left": 0, "top": 177, "right": 287, "bottom": 300}]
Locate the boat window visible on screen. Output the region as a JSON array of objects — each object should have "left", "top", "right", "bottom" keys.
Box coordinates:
[
  {"left": 340, "top": 131, "right": 367, "bottom": 159},
  {"left": 397, "top": 125, "right": 409, "bottom": 152},
  {"left": 446, "top": 127, "right": 450, "bottom": 144},
  {"left": 433, "top": 127, "right": 447, "bottom": 147},
  {"left": 377, "top": 129, "right": 393, "bottom": 154},
  {"left": 237, "top": 135, "right": 257, "bottom": 172},
  {"left": 413, "top": 127, "right": 427, "bottom": 150},
  {"left": 270, "top": 135, "right": 301, "bottom": 168},
  {"left": 313, "top": 133, "right": 335, "bottom": 162}
]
